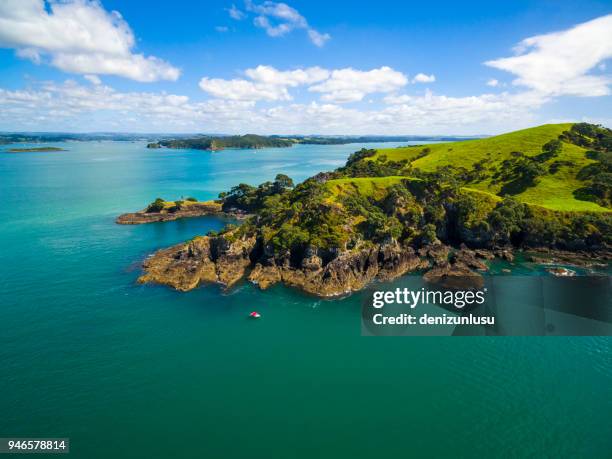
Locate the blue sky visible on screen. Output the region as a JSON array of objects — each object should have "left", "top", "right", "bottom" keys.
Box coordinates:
[{"left": 0, "top": 0, "right": 610, "bottom": 134}]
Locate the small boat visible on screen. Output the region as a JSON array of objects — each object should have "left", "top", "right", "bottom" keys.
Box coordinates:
[{"left": 249, "top": 311, "right": 261, "bottom": 319}]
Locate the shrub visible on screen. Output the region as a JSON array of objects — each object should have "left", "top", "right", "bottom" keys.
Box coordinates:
[{"left": 145, "top": 198, "right": 165, "bottom": 213}]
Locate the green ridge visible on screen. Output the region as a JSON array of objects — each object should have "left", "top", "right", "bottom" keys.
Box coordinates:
[{"left": 369, "top": 123, "right": 609, "bottom": 212}]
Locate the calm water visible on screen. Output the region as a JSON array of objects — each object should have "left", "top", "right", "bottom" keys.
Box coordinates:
[{"left": 0, "top": 142, "right": 610, "bottom": 458}]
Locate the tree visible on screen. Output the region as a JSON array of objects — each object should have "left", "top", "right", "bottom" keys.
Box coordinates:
[
  {"left": 273, "top": 174, "right": 294, "bottom": 193},
  {"left": 146, "top": 198, "right": 165, "bottom": 213}
]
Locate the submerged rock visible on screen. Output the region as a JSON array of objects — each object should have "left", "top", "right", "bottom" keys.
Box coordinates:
[{"left": 423, "top": 262, "right": 484, "bottom": 290}]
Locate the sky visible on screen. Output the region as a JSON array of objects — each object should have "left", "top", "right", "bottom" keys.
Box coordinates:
[{"left": 0, "top": 0, "right": 611, "bottom": 135}]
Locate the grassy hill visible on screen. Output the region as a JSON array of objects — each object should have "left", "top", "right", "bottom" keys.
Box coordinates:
[
  {"left": 210, "top": 122, "right": 610, "bottom": 255},
  {"left": 370, "top": 123, "right": 608, "bottom": 212}
]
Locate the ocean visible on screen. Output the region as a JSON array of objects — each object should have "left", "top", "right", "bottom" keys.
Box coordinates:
[{"left": 0, "top": 141, "right": 610, "bottom": 458}]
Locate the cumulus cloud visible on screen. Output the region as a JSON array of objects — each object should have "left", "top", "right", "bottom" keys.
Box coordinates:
[
  {"left": 199, "top": 65, "right": 407, "bottom": 103},
  {"left": 0, "top": 78, "right": 550, "bottom": 135},
  {"left": 245, "top": 65, "right": 329, "bottom": 86},
  {"left": 244, "top": 0, "right": 330, "bottom": 47},
  {"left": 485, "top": 14, "right": 612, "bottom": 96},
  {"left": 0, "top": 79, "right": 257, "bottom": 131},
  {"left": 412, "top": 73, "right": 436, "bottom": 83},
  {"left": 309, "top": 67, "right": 408, "bottom": 102},
  {"left": 486, "top": 78, "right": 499, "bottom": 87},
  {"left": 199, "top": 77, "right": 292, "bottom": 101},
  {"left": 0, "top": 0, "right": 179, "bottom": 82},
  {"left": 199, "top": 65, "right": 329, "bottom": 101}
]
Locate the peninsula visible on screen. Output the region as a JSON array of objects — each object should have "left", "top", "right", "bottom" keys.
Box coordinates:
[{"left": 132, "top": 123, "right": 611, "bottom": 296}]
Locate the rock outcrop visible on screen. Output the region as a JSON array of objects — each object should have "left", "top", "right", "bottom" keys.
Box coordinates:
[
  {"left": 140, "top": 235, "right": 432, "bottom": 297},
  {"left": 138, "top": 234, "right": 256, "bottom": 291},
  {"left": 117, "top": 201, "right": 224, "bottom": 225}
]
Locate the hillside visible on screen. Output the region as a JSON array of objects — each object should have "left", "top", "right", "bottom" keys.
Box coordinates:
[
  {"left": 137, "top": 123, "right": 611, "bottom": 296},
  {"left": 372, "top": 123, "right": 608, "bottom": 212}
]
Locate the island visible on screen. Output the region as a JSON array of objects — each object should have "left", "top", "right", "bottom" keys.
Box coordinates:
[
  {"left": 128, "top": 123, "right": 611, "bottom": 296},
  {"left": 146, "top": 134, "right": 481, "bottom": 151},
  {"left": 6, "top": 146, "right": 66, "bottom": 152},
  {"left": 148, "top": 134, "right": 294, "bottom": 151}
]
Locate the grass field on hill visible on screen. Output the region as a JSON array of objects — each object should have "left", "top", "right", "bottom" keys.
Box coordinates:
[
  {"left": 371, "top": 123, "right": 609, "bottom": 213},
  {"left": 325, "top": 176, "right": 408, "bottom": 200}
]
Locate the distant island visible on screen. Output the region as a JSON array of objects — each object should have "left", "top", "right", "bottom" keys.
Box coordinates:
[
  {"left": 6, "top": 146, "right": 65, "bottom": 152},
  {"left": 146, "top": 134, "right": 481, "bottom": 151},
  {"left": 128, "top": 122, "right": 611, "bottom": 297},
  {"left": 0, "top": 132, "right": 480, "bottom": 150},
  {"left": 149, "top": 134, "right": 294, "bottom": 151}
]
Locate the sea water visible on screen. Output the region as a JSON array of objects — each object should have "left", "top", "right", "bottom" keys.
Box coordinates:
[{"left": 0, "top": 141, "right": 610, "bottom": 458}]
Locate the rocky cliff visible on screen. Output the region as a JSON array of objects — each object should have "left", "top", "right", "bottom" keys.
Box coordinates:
[{"left": 137, "top": 230, "right": 492, "bottom": 296}]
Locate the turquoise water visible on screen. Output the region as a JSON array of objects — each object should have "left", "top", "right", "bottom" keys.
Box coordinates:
[{"left": 0, "top": 142, "right": 610, "bottom": 458}]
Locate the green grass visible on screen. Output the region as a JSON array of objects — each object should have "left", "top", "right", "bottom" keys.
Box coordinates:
[
  {"left": 373, "top": 123, "right": 610, "bottom": 213},
  {"left": 325, "top": 176, "right": 413, "bottom": 201}
]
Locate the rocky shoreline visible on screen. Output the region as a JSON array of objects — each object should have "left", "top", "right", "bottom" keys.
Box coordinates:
[{"left": 136, "top": 231, "right": 610, "bottom": 297}]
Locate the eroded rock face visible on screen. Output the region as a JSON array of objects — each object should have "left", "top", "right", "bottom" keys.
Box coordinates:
[
  {"left": 452, "top": 245, "right": 489, "bottom": 271},
  {"left": 141, "top": 236, "right": 427, "bottom": 297},
  {"left": 138, "top": 234, "right": 256, "bottom": 291},
  {"left": 248, "top": 242, "right": 425, "bottom": 297},
  {"left": 418, "top": 243, "right": 450, "bottom": 266}
]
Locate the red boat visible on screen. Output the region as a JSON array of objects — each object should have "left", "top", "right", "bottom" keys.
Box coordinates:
[{"left": 249, "top": 311, "right": 261, "bottom": 318}]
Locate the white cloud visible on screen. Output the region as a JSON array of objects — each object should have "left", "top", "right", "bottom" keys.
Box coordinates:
[
  {"left": 244, "top": 0, "right": 330, "bottom": 47},
  {"left": 199, "top": 66, "right": 407, "bottom": 103},
  {"left": 485, "top": 14, "right": 612, "bottom": 96},
  {"left": 245, "top": 65, "right": 329, "bottom": 86},
  {"left": 199, "top": 77, "right": 292, "bottom": 101},
  {"left": 84, "top": 74, "right": 101, "bottom": 85},
  {"left": 0, "top": 79, "right": 258, "bottom": 132},
  {"left": 228, "top": 4, "right": 246, "bottom": 20},
  {"left": 199, "top": 66, "right": 329, "bottom": 101},
  {"left": 412, "top": 73, "right": 436, "bottom": 83},
  {"left": 486, "top": 78, "right": 499, "bottom": 87},
  {"left": 309, "top": 67, "right": 408, "bottom": 102},
  {"left": 0, "top": 79, "right": 551, "bottom": 135},
  {"left": 215, "top": 26, "right": 229, "bottom": 33},
  {"left": 307, "top": 29, "right": 331, "bottom": 47},
  {"left": 0, "top": 0, "right": 180, "bottom": 82}
]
